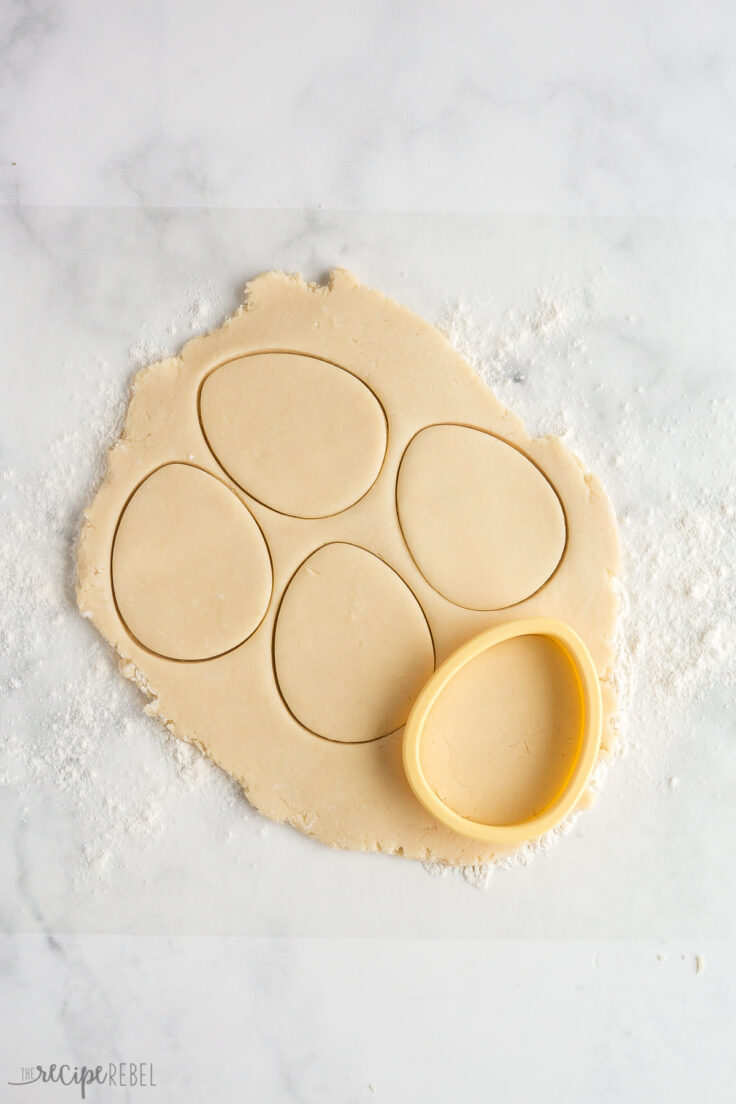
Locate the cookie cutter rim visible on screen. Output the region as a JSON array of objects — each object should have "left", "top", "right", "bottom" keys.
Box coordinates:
[{"left": 402, "top": 617, "right": 603, "bottom": 844}]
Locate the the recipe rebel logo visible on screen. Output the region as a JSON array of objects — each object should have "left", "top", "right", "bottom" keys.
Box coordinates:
[{"left": 8, "top": 1062, "right": 157, "bottom": 1098}]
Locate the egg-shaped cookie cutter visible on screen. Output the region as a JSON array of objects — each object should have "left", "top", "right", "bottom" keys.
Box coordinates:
[{"left": 402, "top": 618, "right": 602, "bottom": 844}]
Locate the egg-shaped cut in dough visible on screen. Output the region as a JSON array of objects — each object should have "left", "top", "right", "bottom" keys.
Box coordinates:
[
  {"left": 199, "top": 353, "right": 387, "bottom": 518},
  {"left": 273, "top": 543, "right": 435, "bottom": 743},
  {"left": 396, "top": 424, "right": 566, "bottom": 610},
  {"left": 419, "top": 634, "right": 581, "bottom": 826},
  {"left": 112, "top": 463, "right": 272, "bottom": 660}
]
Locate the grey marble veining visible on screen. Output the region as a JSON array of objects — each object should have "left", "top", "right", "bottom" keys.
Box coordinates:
[
  {"left": 2, "top": 2, "right": 736, "bottom": 215},
  {"left": 1, "top": 934, "right": 733, "bottom": 1103}
]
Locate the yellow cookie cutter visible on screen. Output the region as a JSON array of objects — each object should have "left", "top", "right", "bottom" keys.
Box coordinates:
[{"left": 402, "top": 617, "right": 602, "bottom": 845}]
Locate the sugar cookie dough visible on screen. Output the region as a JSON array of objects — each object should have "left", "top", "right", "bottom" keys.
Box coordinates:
[{"left": 77, "top": 270, "right": 620, "bottom": 865}]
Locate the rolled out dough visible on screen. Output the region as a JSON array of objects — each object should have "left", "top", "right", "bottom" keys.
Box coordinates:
[{"left": 77, "top": 270, "right": 620, "bottom": 866}]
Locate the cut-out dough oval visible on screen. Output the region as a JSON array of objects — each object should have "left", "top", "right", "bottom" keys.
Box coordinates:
[
  {"left": 112, "top": 463, "right": 272, "bottom": 660},
  {"left": 419, "top": 634, "right": 581, "bottom": 826},
  {"left": 396, "top": 424, "right": 566, "bottom": 610},
  {"left": 199, "top": 352, "right": 388, "bottom": 518},
  {"left": 273, "top": 543, "right": 435, "bottom": 744}
]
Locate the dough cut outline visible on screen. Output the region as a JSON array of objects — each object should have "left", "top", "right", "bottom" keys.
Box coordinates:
[
  {"left": 271, "top": 540, "right": 437, "bottom": 745},
  {"left": 196, "top": 349, "right": 391, "bottom": 520},
  {"left": 110, "top": 460, "right": 275, "bottom": 663},
  {"left": 395, "top": 421, "right": 569, "bottom": 613}
]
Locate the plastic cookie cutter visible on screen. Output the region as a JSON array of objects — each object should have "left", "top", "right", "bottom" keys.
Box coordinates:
[{"left": 402, "top": 617, "right": 602, "bottom": 845}]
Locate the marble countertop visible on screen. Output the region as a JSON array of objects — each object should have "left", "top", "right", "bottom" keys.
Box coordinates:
[{"left": 2, "top": 3, "right": 735, "bottom": 1102}]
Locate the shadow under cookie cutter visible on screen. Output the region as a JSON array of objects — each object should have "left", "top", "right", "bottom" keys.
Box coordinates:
[{"left": 402, "top": 617, "right": 602, "bottom": 845}]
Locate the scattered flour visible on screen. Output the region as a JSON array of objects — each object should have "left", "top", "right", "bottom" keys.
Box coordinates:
[
  {"left": 431, "top": 279, "right": 736, "bottom": 884},
  {"left": 1, "top": 277, "right": 734, "bottom": 898},
  {"left": 0, "top": 295, "right": 251, "bottom": 900},
  {"left": 129, "top": 295, "right": 220, "bottom": 368}
]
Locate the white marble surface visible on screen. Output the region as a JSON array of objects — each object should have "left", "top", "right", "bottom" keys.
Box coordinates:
[
  {"left": 3, "top": 0, "right": 736, "bottom": 217},
  {"left": 2, "top": 2, "right": 736, "bottom": 1101}
]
